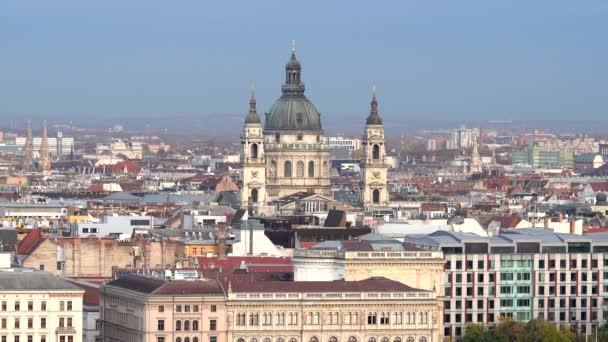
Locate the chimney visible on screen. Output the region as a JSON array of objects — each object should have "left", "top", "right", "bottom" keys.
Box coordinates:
[
  {"left": 558, "top": 213, "right": 563, "bottom": 223},
  {"left": 570, "top": 218, "right": 576, "bottom": 235},
  {"left": 543, "top": 216, "right": 549, "bottom": 228},
  {"left": 218, "top": 223, "right": 227, "bottom": 259}
]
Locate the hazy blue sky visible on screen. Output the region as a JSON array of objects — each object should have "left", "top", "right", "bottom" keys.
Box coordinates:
[{"left": 1, "top": 0, "right": 607, "bottom": 128}]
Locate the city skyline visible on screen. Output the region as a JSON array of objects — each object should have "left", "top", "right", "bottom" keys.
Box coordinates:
[{"left": 1, "top": 0, "right": 607, "bottom": 124}]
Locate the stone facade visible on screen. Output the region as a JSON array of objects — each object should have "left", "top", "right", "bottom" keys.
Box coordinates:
[
  {"left": 101, "top": 277, "right": 227, "bottom": 342},
  {"left": 360, "top": 93, "right": 388, "bottom": 207},
  {"left": 22, "top": 237, "right": 185, "bottom": 278},
  {"left": 227, "top": 280, "right": 442, "bottom": 342}
]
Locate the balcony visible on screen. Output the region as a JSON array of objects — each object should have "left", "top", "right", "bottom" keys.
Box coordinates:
[{"left": 56, "top": 327, "right": 77, "bottom": 334}]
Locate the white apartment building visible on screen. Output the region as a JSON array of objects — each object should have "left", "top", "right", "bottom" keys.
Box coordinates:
[
  {"left": 0, "top": 257, "right": 84, "bottom": 342},
  {"left": 322, "top": 137, "right": 361, "bottom": 151},
  {"left": 76, "top": 215, "right": 154, "bottom": 238}
]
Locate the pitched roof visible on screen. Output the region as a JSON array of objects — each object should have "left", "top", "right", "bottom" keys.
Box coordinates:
[
  {"left": 0, "top": 270, "right": 83, "bottom": 291},
  {"left": 105, "top": 275, "right": 224, "bottom": 296},
  {"left": 229, "top": 276, "right": 425, "bottom": 293},
  {"left": 16, "top": 230, "right": 45, "bottom": 255},
  {"left": 590, "top": 182, "right": 608, "bottom": 192}
]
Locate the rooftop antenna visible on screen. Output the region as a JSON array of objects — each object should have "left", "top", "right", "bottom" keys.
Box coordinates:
[{"left": 291, "top": 40, "right": 296, "bottom": 53}]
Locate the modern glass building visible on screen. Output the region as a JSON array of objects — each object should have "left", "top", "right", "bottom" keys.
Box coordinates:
[{"left": 404, "top": 228, "right": 608, "bottom": 340}]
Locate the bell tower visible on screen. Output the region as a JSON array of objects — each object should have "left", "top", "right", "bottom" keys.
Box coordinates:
[
  {"left": 361, "top": 86, "right": 389, "bottom": 207},
  {"left": 240, "top": 90, "right": 266, "bottom": 208}
]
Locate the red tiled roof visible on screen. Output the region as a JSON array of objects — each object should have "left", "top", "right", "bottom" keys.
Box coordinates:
[
  {"left": 299, "top": 242, "right": 319, "bottom": 249},
  {"left": 590, "top": 182, "right": 608, "bottom": 192},
  {"left": 420, "top": 203, "right": 446, "bottom": 212},
  {"left": 229, "top": 276, "right": 425, "bottom": 293},
  {"left": 16, "top": 230, "right": 45, "bottom": 255},
  {"left": 87, "top": 184, "right": 105, "bottom": 192},
  {"left": 110, "top": 161, "right": 142, "bottom": 174},
  {"left": 67, "top": 280, "right": 100, "bottom": 306}
]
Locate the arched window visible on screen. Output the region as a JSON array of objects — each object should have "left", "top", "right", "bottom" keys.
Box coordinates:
[
  {"left": 192, "top": 320, "right": 199, "bottom": 331},
  {"left": 297, "top": 161, "right": 304, "bottom": 178},
  {"left": 194, "top": 338, "right": 198, "bottom": 342},
  {"left": 372, "top": 144, "right": 380, "bottom": 160},
  {"left": 185, "top": 338, "right": 190, "bottom": 342},
  {"left": 369, "top": 338, "right": 376, "bottom": 342},
  {"left": 381, "top": 338, "right": 389, "bottom": 342},
  {"left": 373, "top": 189, "right": 380, "bottom": 204},
  {"left": 251, "top": 189, "right": 258, "bottom": 204},
  {"left": 184, "top": 320, "right": 190, "bottom": 331},
  {"left": 394, "top": 338, "right": 401, "bottom": 342},
  {"left": 175, "top": 320, "right": 181, "bottom": 331},
  {"left": 176, "top": 338, "right": 181, "bottom": 342},
  {"left": 407, "top": 338, "right": 414, "bottom": 342},
  {"left": 289, "top": 338, "right": 297, "bottom": 342},
  {"left": 418, "top": 338, "right": 427, "bottom": 342},
  {"left": 348, "top": 338, "right": 357, "bottom": 342},
  {"left": 238, "top": 339, "right": 245, "bottom": 342},
  {"left": 308, "top": 161, "right": 314, "bottom": 177},
  {"left": 329, "top": 337, "right": 338, "bottom": 342},
  {"left": 251, "top": 144, "right": 258, "bottom": 159},
  {"left": 284, "top": 161, "right": 292, "bottom": 177},
  {"left": 264, "top": 338, "right": 271, "bottom": 342},
  {"left": 251, "top": 339, "right": 258, "bottom": 342},
  {"left": 310, "top": 338, "right": 319, "bottom": 342},
  {"left": 277, "top": 339, "right": 284, "bottom": 342}
]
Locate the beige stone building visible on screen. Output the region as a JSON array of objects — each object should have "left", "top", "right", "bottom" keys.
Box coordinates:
[
  {"left": 19, "top": 233, "right": 185, "bottom": 278},
  {"left": 360, "top": 90, "right": 388, "bottom": 207},
  {"left": 227, "top": 277, "right": 441, "bottom": 342},
  {"left": 100, "top": 276, "right": 227, "bottom": 342},
  {"left": 240, "top": 46, "right": 390, "bottom": 208},
  {"left": 292, "top": 235, "right": 444, "bottom": 297},
  {"left": 0, "top": 266, "right": 84, "bottom": 342}
]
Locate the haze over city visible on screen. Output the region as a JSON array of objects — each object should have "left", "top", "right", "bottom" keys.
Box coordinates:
[
  {"left": 3, "top": 2, "right": 608, "bottom": 342},
  {"left": 1, "top": 0, "right": 608, "bottom": 133}
]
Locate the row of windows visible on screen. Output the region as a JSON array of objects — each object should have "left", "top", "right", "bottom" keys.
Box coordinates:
[
  {"left": 446, "top": 309, "right": 600, "bottom": 329},
  {"left": 0, "top": 317, "right": 53, "bottom": 329},
  {"left": 234, "top": 311, "right": 429, "bottom": 326},
  {"left": 447, "top": 270, "right": 604, "bottom": 284},
  {"left": 175, "top": 319, "right": 216, "bottom": 331},
  {"left": 445, "top": 297, "right": 602, "bottom": 311},
  {"left": 447, "top": 283, "right": 602, "bottom": 298},
  {"left": 157, "top": 319, "right": 216, "bottom": 331},
  {"left": 159, "top": 305, "right": 217, "bottom": 313},
  {"left": 235, "top": 337, "right": 427, "bottom": 342},
  {"left": 1, "top": 336, "right": 53, "bottom": 342},
  {"left": 446, "top": 257, "right": 607, "bottom": 271},
  {"left": 0, "top": 301, "right": 62, "bottom": 312}
]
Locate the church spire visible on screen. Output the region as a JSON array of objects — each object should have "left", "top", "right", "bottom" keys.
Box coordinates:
[
  {"left": 366, "top": 84, "right": 383, "bottom": 125},
  {"left": 244, "top": 88, "right": 261, "bottom": 124},
  {"left": 283, "top": 42, "right": 305, "bottom": 95},
  {"left": 40, "top": 120, "right": 50, "bottom": 171},
  {"left": 24, "top": 120, "right": 34, "bottom": 171}
]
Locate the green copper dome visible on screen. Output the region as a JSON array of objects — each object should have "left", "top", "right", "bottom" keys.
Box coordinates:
[{"left": 264, "top": 48, "right": 322, "bottom": 132}]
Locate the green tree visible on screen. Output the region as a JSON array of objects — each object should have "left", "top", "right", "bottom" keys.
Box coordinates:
[{"left": 463, "top": 324, "right": 484, "bottom": 342}]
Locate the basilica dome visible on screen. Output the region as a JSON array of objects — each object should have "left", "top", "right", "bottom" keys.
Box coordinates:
[
  {"left": 265, "top": 95, "right": 321, "bottom": 132},
  {"left": 264, "top": 49, "right": 322, "bottom": 133}
]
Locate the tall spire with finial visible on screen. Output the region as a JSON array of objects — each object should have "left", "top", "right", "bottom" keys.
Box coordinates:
[
  {"left": 283, "top": 41, "right": 304, "bottom": 95},
  {"left": 24, "top": 120, "right": 34, "bottom": 171},
  {"left": 366, "top": 83, "right": 383, "bottom": 125},
  {"left": 244, "top": 86, "right": 261, "bottom": 124},
  {"left": 40, "top": 120, "right": 50, "bottom": 171}
]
